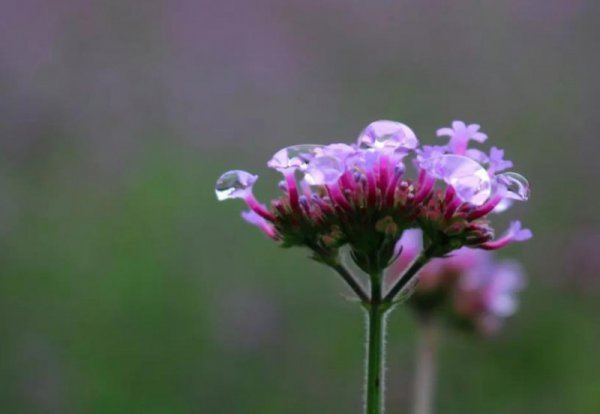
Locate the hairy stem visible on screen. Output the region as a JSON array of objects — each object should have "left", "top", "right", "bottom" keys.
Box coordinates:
[
  {"left": 364, "top": 272, "right": 387, "bottom": 414},
  {"left": 412, "top": 319, "right": 439, "bottom": 414}
]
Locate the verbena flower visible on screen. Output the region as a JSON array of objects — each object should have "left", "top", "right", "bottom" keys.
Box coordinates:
[
  {"left": 215, "top": 119, "right": 531, "bottom": 273},
  {"left": 390, "top": 229, "right": 526, "bottom": 335},
  {"left": 215, "top": 119, "right": 532, "bottom": 414}
]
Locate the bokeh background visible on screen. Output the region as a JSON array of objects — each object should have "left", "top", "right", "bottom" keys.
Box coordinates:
[{"left": 1, "top": 1, "right": 599, "bottom": 413}]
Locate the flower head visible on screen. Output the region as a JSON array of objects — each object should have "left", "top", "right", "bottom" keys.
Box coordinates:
[
  {"left": 215, "top": 119, "right": 531, "bottom": 273},
  {"left": 436, "top": 121, "right": 487, "bottom": 155},
  {"left": 390, "top": 229, "right": 526, "bottom": 335}
]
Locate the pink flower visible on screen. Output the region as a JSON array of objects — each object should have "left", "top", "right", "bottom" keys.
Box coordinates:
[
  {"left": 390, "top": 229, "right": 526, "bottom": 335},
  {"left": 480, "top": 221, "right": 533, "bottom": 251},
  {"left": 216, "top": 119, "right": 531, "bottom": 271},
  {"left": 436, "top": 121, "right": 488, "bottom": 155}
]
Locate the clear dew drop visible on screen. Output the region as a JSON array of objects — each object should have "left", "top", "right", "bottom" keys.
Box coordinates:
[
  {"left": 267, "top": 144, "right": 323, "bottom": 171},
  {"left": 215, "top": 170, "right": 257, "bottom": 201},
  {"left": 346, "top": 148, "right": 379, "bottom": 171},
  {"left": 357, "top": 120, "right": 419, "bottom": 151},
  {"left": 430, "top": 154, "right": 491, "bottom": 206},
  {"left": 304, "top": 156, "right": 346, "bottom": 185},
  {"left": 497, "top": 172, "right": 530, "bottom": 201}
]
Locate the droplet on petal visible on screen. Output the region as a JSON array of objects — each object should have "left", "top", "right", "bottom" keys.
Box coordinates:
[
  {"left": 415, "top": 145, "right": 447, "bottom": 166},
  {"left": 357, "top": 120, "right": 419, "bottom": 151},
  {"left": 304, "top": 156, "right": 346, "bottom": 185},
  {"left": 267, "top": 144, "right": 323, "bottom": 172},
  {"left": 215, "top": 170, "right": 257, "bottom": 201},
  {"left": 346, "top": 148, "right": 380, "bottom": 171},
  {"left": 429, "top": 154, "right": 491, "bottom": 206},
  {"left": 497, "top": 172, "right": 530, "bottom": 201}
]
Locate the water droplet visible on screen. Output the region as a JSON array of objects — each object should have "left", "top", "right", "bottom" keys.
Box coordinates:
[
  {"left": 497, "top": 172, "right": 529, "bottom": 201},
  {"left": 267, "top": 144, "right": 323, "bottom": 172},
  {"left": 357, "top": 120, "right": 419, "bottom": 151},
  {"left": 304, "top": 156, "right": 345, "bottom": 185},
  {"left": 429, "top": 155, "right": 491, "bottom": 206},
  {"left": 346, "top": 148, "right": 379, "bottom": 171},
  {"left": 215, "top": 170, "right": 257, "bottom": 201}
]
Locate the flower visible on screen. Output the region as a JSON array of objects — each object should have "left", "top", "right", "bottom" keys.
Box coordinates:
[
  {"left": 479, "top": 220, "right": 533, "bottom": 250},
  {"left": 488, "top": 146, "right": 513, "bottom": 174},
  {"left": 389, "top": 229, "right": 526, "bottom": 335},
  {"left": 241, "top": 210, "right": 277, "bottom": 240},
  {"left": 436, "top": 121, "right": 487, "bottom": 155},
  {"left": 215, "top": 119, "right": 531, "bottom": 272}
]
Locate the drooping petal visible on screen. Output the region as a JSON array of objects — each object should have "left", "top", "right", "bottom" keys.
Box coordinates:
[
  {"left": 241, "top": 211, "right": 278, "bottom": 240},
  {"left": 480, "top": 221, "right": 533, "bottom": 250}
]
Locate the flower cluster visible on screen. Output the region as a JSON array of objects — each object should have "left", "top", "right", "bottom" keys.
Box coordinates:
[
  {"left": 389, "top": 229, "right": 526, "bottom": 335},
  {"left": 215, "top": 120, "right": 531, "bottom": 274}
]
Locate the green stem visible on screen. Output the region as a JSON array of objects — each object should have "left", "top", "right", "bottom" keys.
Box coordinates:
[{"left": 365, "top": 273, "right": 387, "bottom": 414}]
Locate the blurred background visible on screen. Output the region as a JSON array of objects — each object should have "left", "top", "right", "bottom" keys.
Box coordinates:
[{"left": 1, "top": 1, "right": 599, "bottom": 413}]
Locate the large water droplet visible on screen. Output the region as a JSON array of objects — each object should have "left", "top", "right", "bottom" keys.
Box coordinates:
[
  {"left": 304, "top": 156, "right": 346, "bottom": 185},
  {"left": 346, "top": 148, "right": 379, "bottom": 171},
  {"left": 497, "top": 172, "right": 529, "bottom": 201},
  {"left": 267, "top": 144, "right": 323, "bottom": 172},
  {"left": 215, "top": 170, "right": 257, "bottom": 201},
  {"left": 429, "top": 155, "right": 491, "bottom": 206},
  {"left": 357, "top": 120, "right": 419, "bottom": 151}
]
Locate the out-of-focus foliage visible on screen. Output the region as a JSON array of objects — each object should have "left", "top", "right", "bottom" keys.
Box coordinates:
[{"left": 0, "top": 1, "right": 599, "bottom": 413}]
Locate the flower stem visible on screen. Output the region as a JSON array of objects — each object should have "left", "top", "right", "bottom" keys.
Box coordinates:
[
  {"left": 412, "top": 319, "right": 439, "bottom": 414},
  {"left": 365, "top": 273, "right": 387, "bottom": 414}
]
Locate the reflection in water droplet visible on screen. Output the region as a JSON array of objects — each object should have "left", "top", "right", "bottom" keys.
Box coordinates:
[
  {"left": 215, "top": 170, "right": 257, "bottom": 201},
  {"left": 304, "top": 156, "right": 346, "bottom": 185},
  {"left": 497, "top": 172, "right": 530, "bottom": 201},
  {"left": 267, "top": 145, "right": 323, "bottom": 172},
  {"left": 357, "top": 120, "right": 419, "bottom": 151},
  {"left": 429, "top": 155, "right": 491, "bottom": 206}
]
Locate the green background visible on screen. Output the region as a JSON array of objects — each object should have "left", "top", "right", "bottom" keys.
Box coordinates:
[{"left": 1, "top": 1, "right": 599, "bottom": 413}]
